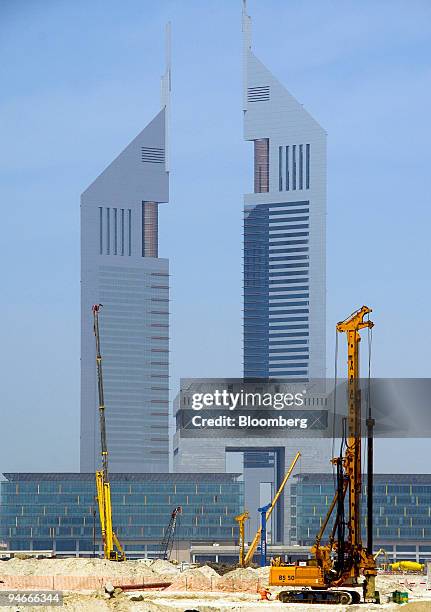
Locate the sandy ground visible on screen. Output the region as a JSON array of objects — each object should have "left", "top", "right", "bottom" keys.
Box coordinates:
[
  {"left": 0, "top": 557, "right": 430, "bottom": 611},
  {"left": 1, "top": 591, "right": 430, "bottom": 612}
]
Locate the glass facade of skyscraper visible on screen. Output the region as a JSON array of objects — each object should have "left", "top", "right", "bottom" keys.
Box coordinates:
[
  {"left": 242, "top": 3, "right": 325, "bottom": 383},
  {"left": 244, "top": 201, "right": 310, "bottom": 379}
]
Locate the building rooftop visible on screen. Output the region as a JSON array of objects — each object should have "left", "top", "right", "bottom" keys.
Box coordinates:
[
  {"left": 2, "top": 473, "right": 241, "bottom": 483},
  {"left": 294, "top": 473, "right": 431, "bottom": 484}
]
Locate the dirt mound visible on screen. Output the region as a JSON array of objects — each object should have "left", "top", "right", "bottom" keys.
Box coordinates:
[
  {"left": 150, "top": 558, "right": 180, "bottom": 577},
  {"left": 0, "top": 557, "right": 156, "bottom": 578},
  {"left": 256, "top": 565, "right": 270, "bottom": 580},
  {"left": 216, "top": 567, "right": 261, "bottom": 592},
  {"left": 165, "top": 567, "right": 219, "bottom": 591},
  {"left": 197, "top": 565, "right": 220, "bottom": 579}
]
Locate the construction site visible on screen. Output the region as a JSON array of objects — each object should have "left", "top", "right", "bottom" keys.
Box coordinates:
[
  {"left": 0, "top": 556, "right": 430, "bottom": 611},
  {"left": 2, "top": 0, "right": 430, "bottom": 610},
  {"left": 1, "top": 306, "right": 431, "bottom": 610}
]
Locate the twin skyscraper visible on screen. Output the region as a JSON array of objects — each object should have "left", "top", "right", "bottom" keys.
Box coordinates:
[
  {"left": 80, "top": 5, "right": 326, "bottom": 487},
  {"left": 80, "top": 28, "right": 171, "bottom": 474}
]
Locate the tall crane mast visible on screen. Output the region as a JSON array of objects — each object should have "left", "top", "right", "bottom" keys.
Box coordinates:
[
  {"left": 335, "top": 305, "right": 374, "bottom": 592},
  {"left": 93, "top": 304, "right": 125, "bottom": 562},
  {"left": 269, "top": 307, "right": 377, "bottom": 605}
]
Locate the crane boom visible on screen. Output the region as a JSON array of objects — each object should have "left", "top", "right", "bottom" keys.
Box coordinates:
[
  {"left": 244, "top": 451, "right": 300, "bottom": 566},
  {"left": 93, "top": 304, "right": 125, "bottom": 562},
  {"left": 161, "top": 506, "right": 182, "bottom": 561},
  {"left": 93, "top": 304, "right": 108, "bottom": 480}
]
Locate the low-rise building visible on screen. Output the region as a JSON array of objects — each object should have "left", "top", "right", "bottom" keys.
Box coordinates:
[
  {"left": 291, "top": 473, "right": 431, "bottom": 563},
  {"left": 0, "top": 473, "right": 243, "bottom": 560}
]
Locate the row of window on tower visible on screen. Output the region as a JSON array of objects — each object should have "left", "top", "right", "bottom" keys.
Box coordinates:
[
  {"left": 98, "top": 203, "right": 159, "bottom": 257},
  {"left": 278, "top": 144, "right": 310, "bottom": 192},
  {"left": 253, "top": 139, "right": 311, "bottom": 193},
  {"left": 99, "top": 207, "right": 132, "bottom": 256}
]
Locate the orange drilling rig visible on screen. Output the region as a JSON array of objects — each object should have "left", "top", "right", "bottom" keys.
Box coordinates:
[{"left": 269, "top": 306, "right": 377, "bottom": 605}]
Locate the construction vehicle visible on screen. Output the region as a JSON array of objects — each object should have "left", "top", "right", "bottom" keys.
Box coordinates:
[
  {"left": 235, "top": 511, "right": 250, "bottom": 567},
  {"left": 243, "top": 451, "right": 301, "bottom": 566},
  {"left": 373, "top": 548, "right": 389, "bottom": 570},
  {"left": 269, "top": 307, "right": 377, "bottom": 605},
  {"left": 390, "top": 561, "right": 424, "bottom": 573},
  {"left": 161, "top": 506, "right": 182, "bottom": 561},
  {"left": 93, "top": 304, "right": 125, "bottom": 562}
]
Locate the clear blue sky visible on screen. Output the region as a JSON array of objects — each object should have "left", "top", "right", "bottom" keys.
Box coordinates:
[{"left": 1, "top": 1, "right": 430, "bottom": 473}]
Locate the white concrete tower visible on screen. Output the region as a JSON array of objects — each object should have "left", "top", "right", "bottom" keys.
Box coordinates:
[
  {"left": 80, "top": 25, "right": 172, "bottom": 473},
  {"left": 242, "top": 1, "right": 326, "bottom": 381},
  {"left": 174, "top": 6, "right": 330, "bottom": 547}
]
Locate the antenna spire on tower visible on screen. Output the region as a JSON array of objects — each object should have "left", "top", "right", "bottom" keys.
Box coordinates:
[
  {"left": 161, "top": 21, "right": 171, "bottom": 108},
  {"left": 160, "top": 21, "right": 171, "bottom": 172},
  {"left": 242, "top": 0, "right": 252, "bottom": 110},
  {"left": 242, "top": 0, "right": 252, "bottom": 51}
]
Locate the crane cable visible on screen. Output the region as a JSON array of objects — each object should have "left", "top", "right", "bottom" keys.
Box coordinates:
[
  {"left": 331, "top": 314, "right": 373, "bottom": 492},
  {"left": 331, "top": 328, "right": 339, "bottom": 490},
  {"left": 365, "top": 322, "right": 373, "bottom": 490},
  {"left": 362, "top": 319, "right": 373, "bottom": 504},
  {"left": 367, "top": 324, "right": 373, "bottom": 418}
]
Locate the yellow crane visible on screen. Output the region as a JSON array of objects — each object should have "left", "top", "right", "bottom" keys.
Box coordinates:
[
  {"left": 235, "top": 511, "right": 250, "bottom": 567},
  {"left": 93, "top": 304, "right": 125, "bottom": 561},
  {"left": 269, "top": 307, "right": 377, "bottom": 605},
  {"left": 243, "top": 451, "right": 301, "bottom": 567}
]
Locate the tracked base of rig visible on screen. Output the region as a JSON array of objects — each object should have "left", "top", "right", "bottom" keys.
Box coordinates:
[{"left": 278, "top": 589, "right": 361, "bottom": 605}]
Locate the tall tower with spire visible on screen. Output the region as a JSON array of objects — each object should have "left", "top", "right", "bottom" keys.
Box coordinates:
[
  {"left": 242, "top": 2, "right": 326, "bottom": 381},
  {"left": 173, "top": 5, "right": 329, "bottom": 547},
  {"left": 80, "top": 25, "right": 171, "bottom": 473}
]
